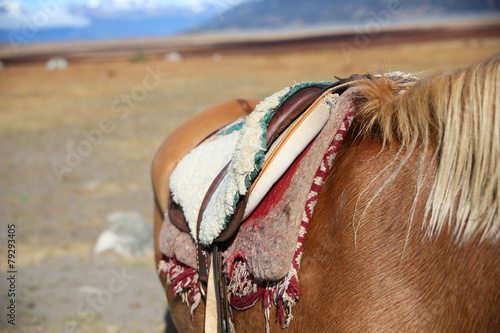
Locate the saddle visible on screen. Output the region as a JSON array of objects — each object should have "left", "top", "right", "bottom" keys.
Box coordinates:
[
  {"left": 167, "top": 76, "right": 363, "bottom": 332},
  {"left": 169, "top": 76, "right": 360, "bottom": 242}
]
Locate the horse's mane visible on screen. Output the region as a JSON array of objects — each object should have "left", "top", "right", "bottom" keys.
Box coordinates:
[{"left": 354, "top": 53, "right": 500, "bottom": 242}]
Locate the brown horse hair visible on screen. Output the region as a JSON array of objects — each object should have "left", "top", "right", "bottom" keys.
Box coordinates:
[{"left": 353, "top": 53, "right": 500, "bottom": 243}]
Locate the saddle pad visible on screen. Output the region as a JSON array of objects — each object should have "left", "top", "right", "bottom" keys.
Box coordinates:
[
  {"left": 158, "top": 87, "right": 359, "bottom": 326},
  {"left": 169, "top": 80, "right": 335, "bottom": 245}
]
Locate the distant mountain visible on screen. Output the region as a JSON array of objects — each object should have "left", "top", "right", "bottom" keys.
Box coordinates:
[
  {"left": 194, "top": 0, "right": 500, "bottom": 31},
  {"left": 0, "top": 0, "right": 498, "bottom": 45}
]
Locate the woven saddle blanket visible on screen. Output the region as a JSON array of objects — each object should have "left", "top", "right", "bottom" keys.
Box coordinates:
[{"left": 158, "top": 79, "right": 361, "bottom": 327}]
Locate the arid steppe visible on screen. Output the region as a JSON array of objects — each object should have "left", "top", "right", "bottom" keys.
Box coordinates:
[{"left": 0, "top": 35, "right": 499, "bottom": 332}]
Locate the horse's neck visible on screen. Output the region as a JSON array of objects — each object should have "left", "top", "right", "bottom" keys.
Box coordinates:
[{"left": 296, "top": 133, "right": 500, "bottom": 332}]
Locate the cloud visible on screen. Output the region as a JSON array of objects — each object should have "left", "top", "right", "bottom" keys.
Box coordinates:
[
  {"left": 87, "top": 0, "right": 101, "bottom": 9},
  {"left": 0, "top": 0, "right": 23, "bottom": 17},
  {"left": 83, "top": 0, "right": 248, "bottom": 13},
  {"left": 0, "top": 0, "right": 91, "bottom": 30},
  {"left": 0, "top": 0, "right": 249, "bottom": 31},
  {"left": 111, "top": 0, "right": 146, "bottom": 10}
]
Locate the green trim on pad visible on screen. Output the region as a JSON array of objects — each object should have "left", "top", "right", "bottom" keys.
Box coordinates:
[{"left": 216, "top": 118, "right": 246, "bottom": 136}]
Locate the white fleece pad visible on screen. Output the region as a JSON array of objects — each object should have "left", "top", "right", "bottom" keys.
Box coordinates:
[{"left": 169, "top": 129, "right": 241, "bottom": 240}]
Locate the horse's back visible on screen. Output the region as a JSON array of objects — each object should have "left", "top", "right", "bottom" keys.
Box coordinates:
[
  {"left": 154, "top": 105, "right": 500, "bottom": 333},
  {"left": 233, "top": 132, "right": 500, "bottom": 332}
]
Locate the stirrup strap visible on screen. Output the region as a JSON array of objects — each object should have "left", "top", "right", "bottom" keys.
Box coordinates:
[
  {"left": 204, "top": 247, "right": 229, "bottom": 333},
  {"left": 204, "top": 251, "right": 219, "bottom": 332}
]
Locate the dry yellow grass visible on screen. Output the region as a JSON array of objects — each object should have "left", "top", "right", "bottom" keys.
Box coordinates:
[
  {"left": 1, "top": 37, "right": 498, "bottom": 134},
  {"left": 0, "top": 36, "right": 498, "bottom": 332}
]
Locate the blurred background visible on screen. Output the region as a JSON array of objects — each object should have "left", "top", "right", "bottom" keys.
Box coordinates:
[{"left": 0, "top": 0, "right": 499, "bottom": 332}]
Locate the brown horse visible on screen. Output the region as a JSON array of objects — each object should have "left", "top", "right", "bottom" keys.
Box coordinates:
[{"left": 152, "top": 54, "right": 500, "bottom": 332}]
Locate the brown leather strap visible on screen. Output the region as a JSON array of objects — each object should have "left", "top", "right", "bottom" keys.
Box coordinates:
[
  {"left": 221, "top": 252, "right": 231, "bottom": 332},
  {"left": 267, "top": 79, "right": 358, "bottom": 145},
  {"left": 168, "top": 192, "right": 191, "bottom": 233},
  {"left": 214, "top": 193, "right": 249, "bottom": 242},
  {"left": 265, "top": 87, "right": 321, "bottom": 144},
  {"left": 196, "top": 163, "right": 231, "bottom": 283},
  {"left": 203, "top": 244, "right": 230, "bottom": 332},
  {"left": 213, "top": 244, "right": 224, "bottom": 333}
]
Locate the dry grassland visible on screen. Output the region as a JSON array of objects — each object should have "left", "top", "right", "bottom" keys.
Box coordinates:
[{"left": 0, "top": 36, "right": 498, "bottom": 332}]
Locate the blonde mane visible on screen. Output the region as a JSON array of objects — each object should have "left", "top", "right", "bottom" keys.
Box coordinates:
[{"left": 355, "top": 54, "right": 500, "bottom": 242}]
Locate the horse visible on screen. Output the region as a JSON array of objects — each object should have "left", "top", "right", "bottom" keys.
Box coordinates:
[{"left": 151, "top": 54, "right": 500, "bottom": 332}]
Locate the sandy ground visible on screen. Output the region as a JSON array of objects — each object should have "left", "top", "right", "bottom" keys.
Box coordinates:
[{"left": 0, "top": 36, "right": 499, "bottom": 332}]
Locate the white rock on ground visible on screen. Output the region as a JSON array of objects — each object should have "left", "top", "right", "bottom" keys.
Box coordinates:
[{"left": 94, "top": 211, "right": 153, "bottom": 257}]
